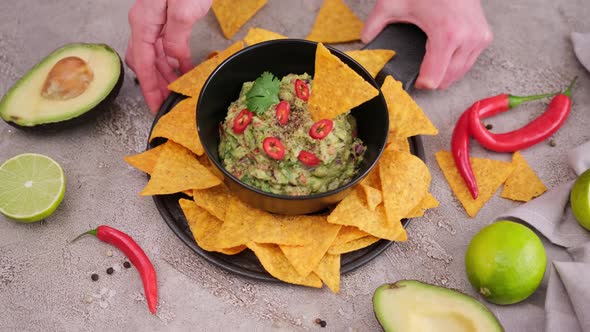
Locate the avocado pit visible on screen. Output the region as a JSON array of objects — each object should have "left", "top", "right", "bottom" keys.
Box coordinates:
[{"left": 41, "top": 56, "right": 94, "bottom": 100}]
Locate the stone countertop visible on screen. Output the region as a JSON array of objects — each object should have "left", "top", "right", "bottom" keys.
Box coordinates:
[{"left": 0, "top": 1, "right": 589, "bottom": 331}]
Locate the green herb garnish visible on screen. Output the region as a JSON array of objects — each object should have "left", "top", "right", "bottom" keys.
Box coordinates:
[{"left": 246, "top": 72, "right": 280, "bottom": 114}]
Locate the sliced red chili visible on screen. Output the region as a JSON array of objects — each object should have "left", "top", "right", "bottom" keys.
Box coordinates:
[
  {"left": 295, "top": 79, "right": 309, "bottom": 101},
  {"left": 275, "top": 101, "right": 290, "bottom": 125},
  {"left": 310, "top": 119, "right": 333, "bottom": 139},
  {"left": 232, "top": 109, "right": 253, "bottom": 134},
  {"left": 298, "top": 150, "right": 320, "bottom": 166},
  {"left": 263, "top": 137, "right": 285, "bottom": 160}
]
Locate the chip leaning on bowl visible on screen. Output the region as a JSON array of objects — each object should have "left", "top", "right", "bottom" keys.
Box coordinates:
[{"left": 218, "top": 72, "right": 367, "bottom": 196}]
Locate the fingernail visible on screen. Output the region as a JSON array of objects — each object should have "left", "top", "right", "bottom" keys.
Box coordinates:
[{"left": 416, "top": 79, "right": 435, "bottom": 90}]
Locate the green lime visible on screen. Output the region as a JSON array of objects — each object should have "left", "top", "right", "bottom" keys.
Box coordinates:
[
  {"left": 571, "top": 169, "right": 590, "bottom": 231},
  {"left": 465, "top": 220, "right": 546, "bottom": 305},
  {"left": 0, "top": 153, "right": 66, "bottom": 223}
]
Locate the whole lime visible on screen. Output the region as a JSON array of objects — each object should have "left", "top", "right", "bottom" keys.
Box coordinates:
[
  {"left": 465, "top": 221, "right": 546, "bottom": 305},
  {"left": 571, "top": 168, "right": 590, "bottom": 231}
]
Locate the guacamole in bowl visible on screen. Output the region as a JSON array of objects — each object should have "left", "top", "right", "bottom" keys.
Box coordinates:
[{"left": 219, "top": 72, "right": 366, "bottom": 196}]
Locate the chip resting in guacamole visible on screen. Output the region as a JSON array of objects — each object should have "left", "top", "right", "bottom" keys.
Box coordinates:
[{"left": 218, "top": 72, "right": 366, "bottom": 196}]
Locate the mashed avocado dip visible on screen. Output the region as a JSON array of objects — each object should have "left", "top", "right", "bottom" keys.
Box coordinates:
[{"left": 218, "top": 72, "right": 366, "bottom": 196}]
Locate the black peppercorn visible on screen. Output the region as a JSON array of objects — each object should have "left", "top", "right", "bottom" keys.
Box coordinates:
[
  {"left": 123, "top": 261, "right": 131, "bottom": 269},
  {"left": 91, "top": 273, "right": 99, "bottom": 281},
  {"left": 106, "top": 267, "right": 114, "bottom": 275}
]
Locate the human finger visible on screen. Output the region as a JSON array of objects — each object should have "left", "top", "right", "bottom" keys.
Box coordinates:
[
  {"left": 438, "top": 46, "right": 473, "bottom": 90},
  {"left": 155, "top": 37, "right": 179, "bottom": 83},
  {"left": 360, "top": 0, "right": 404, "bottom": 44},
  {"left": 415, "top": 30, "right": 459, "bottom": 89}
]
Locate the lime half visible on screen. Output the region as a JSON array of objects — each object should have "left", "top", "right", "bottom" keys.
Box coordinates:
[
  {"left": 0, "top": 153, "right": 65, "bottom": 223},
  {"left": 571, "top": 168, "right": 590, "bottom": 231}
]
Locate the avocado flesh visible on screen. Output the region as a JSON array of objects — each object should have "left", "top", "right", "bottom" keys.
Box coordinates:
[
  {"left": 0, "top": 43, "right": 121, "bottom": 127},
  {"left": 373, "top": 280, "right": 504, "bottom": 332}
]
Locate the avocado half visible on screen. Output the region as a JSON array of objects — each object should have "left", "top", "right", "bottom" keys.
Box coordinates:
[
  {"left": 0, "top": 43, "right": 123, "bottom": 129},
  {"left": 373, "top": 280, "right": 504, "bottom": 332}
]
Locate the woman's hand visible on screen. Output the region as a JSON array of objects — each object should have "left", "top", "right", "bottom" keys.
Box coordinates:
[
  {"left": 362, "top": 0, "right": 493, "bottom": 90},
  {"left": 125, "top": 0, "right": 212, "bottom": 113}
]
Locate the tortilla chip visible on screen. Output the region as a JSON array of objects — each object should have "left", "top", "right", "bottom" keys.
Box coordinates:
[
  {"left": 331, "top": 226, "right": 369, "bottom": 246},
  {"left": 306, "top": 0, "right": 363, "bottom": 43},
  {"left": 328, "top": 235, "right": 381, "bottom": 255},
  {"left": 168, "top": 41, "right": 244, "bottom": 97},
  {"left": 210, "top": 197, "right": 314, "bottom": 248},
  {"left": 280, "top": 220, "right": 341, "bottom": 276},
  {"left": 386, "top": 135, "right": 411, "bottom": 153},
  {"left": 192, "top": 184, "right": 233, "bottom": 221},
  {"left": 381, "top": 75, "right": 438, "bottom": 138},
  {"left": 313, "top": 254, "right": 341, "bottom": 293},
  {"left": 345, "top": 49, "right": 396, "bottom": 78},
  {"left": 247, "top": 242, "right": 322, "bottom": 288},
  {"left": 139, "top": 141, "right": 222, "bottom": 196},
  {"left": 179, "top": 198, "right": 245, "bottom": 255},
  {"left": 379, "top": 150, "right": 431, "bottom": 226},
  {"left": 182, "top": 190, "right": 193, "bottom": 197},
  {"left": 328, "top": 187, "right": 407, "bottom": 241},
  {"left": 212, "top": 0, "right": 267, "bottom": 39},
  {"left": 359, "top": 183, "right": 382, "bottom": 211},
  {"left": 360, "top": 167, "right": 381, "bottom": 191},
  {"left": 308, "top": 43, "right": 379, "bottom": 121},
  {"left": 244, "top": 27, "right": 287, "bottom": 46},
  {"left": 405, "top": 193, "right": 439, "bottom": 218},
  {"left": 149, "top": 97, "right": 204, "bottom": 156},
  {"left": 435, "top": 150, "right": 515, "bottom": 217},
  {"left": 124, "top": 144, "right": 165, "bottom": 175},
  {"left": 501, "top": 151, "right": 547, "bottom": 202}
]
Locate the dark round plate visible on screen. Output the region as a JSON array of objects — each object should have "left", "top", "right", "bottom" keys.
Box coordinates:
[{"left": 147, "top": 92, "right": 426, "bottom": 282}]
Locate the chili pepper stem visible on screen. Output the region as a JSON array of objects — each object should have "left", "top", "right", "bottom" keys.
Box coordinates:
[
  {"left": 70, "top": 228, "right": 98, "bottom": 244},
  {"left": 508, "top": 92, "right": 557, "bottom": 109},
  {"left": 564, "top": 77, "right": 578, "bottom": 97}
]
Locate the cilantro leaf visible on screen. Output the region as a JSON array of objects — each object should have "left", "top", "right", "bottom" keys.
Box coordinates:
[{"left": 246, "top": 72, "right": 280, "bottom": 114}]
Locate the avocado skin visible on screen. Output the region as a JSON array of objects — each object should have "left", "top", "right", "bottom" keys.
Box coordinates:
[
  {"left": 373, "top": 280, "right": 505, "bottom": 332},
  {"left": 0, "top": 44, "right": 124, "bottom": 131}
]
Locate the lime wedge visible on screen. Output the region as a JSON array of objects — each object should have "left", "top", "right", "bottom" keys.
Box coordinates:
[
  {"left": 0, "top": 153, "right": 65, "bottom": 223},
  {"left": 571, "top": 168, "right": 590, "bottom": 231}
]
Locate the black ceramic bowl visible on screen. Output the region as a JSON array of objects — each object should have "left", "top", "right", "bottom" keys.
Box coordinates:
[{"left": 197, "top": 39, "right": 389, "bottom": 215}]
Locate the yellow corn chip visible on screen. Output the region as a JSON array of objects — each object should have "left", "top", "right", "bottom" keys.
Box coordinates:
[
  {"left": 405, "top": 193, "right": 439, "bottom": 218},
  {"left": 328, "top": 235, "right": 381, "bottom": 255},
  {"left": 382, "top": 75, "right": 438, "bottom": 138},
  {"left": 247, "top": 242, "right": 322, "bottom": 288},
  {"left": 139, "top": 141, "right": 222, "bottom": 196},
  {"left": 149, "top": 97, "right": 204, "bottom": 156},
  {"left": 124, "top": 144, "right": 165, "bottom": 175},
  {"left": 435, "top": 151, "right": 515, "bottom": 217},
  {"left": 192, "top": 184, "right": 233, "bottom": 221},
  {"left": 360, "top": 166, "right": 381, "bottom": 190},
  {"left": 313, "top": 254, "right": 341, "bottom": 293},
  {"left": 501, "top": 151, "right": 547, "bottom": 202},
  {"left": 210, "top": 197, "right": 314, "bottom": 248},
  {"left": 379, "top": 150, "right": 431, "bottom": 226},
  {"left": 280, "top": 220, "right": 341, "bottom": 277},
  {"left": 182, "top": 190, "right": 193, "bottom": 197},
  {"left": 359, "top": 183, "right": 382, "bottom": 211},
  {"left": 345, "top": 49, "right": 396, "bottom": 78},
  {"left": 328, "top": 187, "right": 407, "bottom": 241},
  {"left": 331, "top": 226, "right": 369, "bottom": 246},
  {"left": 212, "top": 0, "right": 267, "bottom": 39},
  {"left": 307, "top": 43, "right": 379, "bottom": 121},
  {"left": 306, "top": 0, "right": 363, "bottom": 43},
  {"left": 244, "top": 27, "right": 287, "bottom": 46},
  {"left": 168, "top": 41, "right": 244, "bottom": 97},
  {"left": 386, "top": 135, "right": 411, "bottom": 153},
  {"left": 179, "top": 199, "right": 245, "bottom": 255}
]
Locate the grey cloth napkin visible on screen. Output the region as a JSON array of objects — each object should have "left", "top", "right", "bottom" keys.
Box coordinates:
[{"left": 489, "top": 32, "right": 590, "bottom": 332}]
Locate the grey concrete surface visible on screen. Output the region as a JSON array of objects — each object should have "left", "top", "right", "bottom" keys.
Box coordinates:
[{"left": 0, "top": 0, "right": 589, "bottom": 331}]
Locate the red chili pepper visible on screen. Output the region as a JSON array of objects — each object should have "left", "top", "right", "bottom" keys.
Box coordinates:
[
  {"left": 310, "top": 119, "right": 333, "bottom": 139},
  {"left": 72, "top": 225, "right": 158, "bottom": 314},
  {"left": 275, "top": 101, "right": 290, "bottom": 125},
  {"left": 232, "top": 109, "right": 253, "bottom": 134},
  {"left": 298, "top": 150, "right": 320, "bottom": 166},
  {"left": 452, "top": 92, "right": 556, "bottom": 199},
  {"left": 295, "top": 79, "right": 309, "bottom": 101},
  {"left": 263, "top": 137, "right": 285, "bottom": 160},
  {"left": 469, "top": 78, "right": 576, "bottom": 152}
]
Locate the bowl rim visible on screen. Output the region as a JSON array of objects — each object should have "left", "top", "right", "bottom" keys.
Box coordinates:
[{"left": 197, "top": 38, "right": 389, "bottom": 201}]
